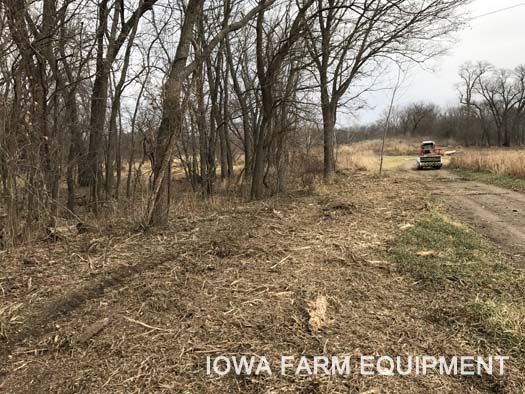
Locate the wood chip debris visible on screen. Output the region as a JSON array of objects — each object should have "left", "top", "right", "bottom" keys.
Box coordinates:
[
  {"left": 307, "top": 295, "right": 329, "bottom": 334},
  {"left": 75, "top": 318, "right": 111, "bottom": 344}
]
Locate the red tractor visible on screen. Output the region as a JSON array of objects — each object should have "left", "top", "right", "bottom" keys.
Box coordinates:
[{"left": 416, "top": 141, "right": 442, "bottom": 170}]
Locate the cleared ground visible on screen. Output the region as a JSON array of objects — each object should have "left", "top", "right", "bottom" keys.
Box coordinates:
[{"left": 0, "top": 160, "right": 524, "bottom": 393}]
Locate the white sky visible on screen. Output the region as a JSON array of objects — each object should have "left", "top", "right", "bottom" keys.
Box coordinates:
[{"left": 352, "top": 0, "right": 525, "bottom": 125}]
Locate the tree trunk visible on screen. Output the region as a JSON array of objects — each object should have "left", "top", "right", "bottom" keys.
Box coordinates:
[
  {"left": 126, "top": 77, "right": 147, "bottom": 198},
  {"left": 115, "top": 108, "right": 123, "bottom": 199},
  {"left": 322, "top": 102, "right": 336, "bottom": 179},
  {"left": 66, "top": 89, "right": 81, "bottom": 213},
  {"left": 145, "top": 0, "right": 204, "bottom": 226},
  {"left": 226, "top": 38, "right": 252, "bottom": 175},
  {"left": 85, "top": 0, "right": 156, "bottom": 208},
  {"left": 251, "top": 118, "right": 269, "bottom": 199},
  {"left": 83, "top": 0, "right": 110, "bottom": 206}
]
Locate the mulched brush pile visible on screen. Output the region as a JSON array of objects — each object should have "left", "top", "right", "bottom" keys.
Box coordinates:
[{"left": 0, "top": 172, "right": 522, "bottom": 393}]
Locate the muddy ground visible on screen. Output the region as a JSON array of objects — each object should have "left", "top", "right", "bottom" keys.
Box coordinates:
[{"left": 0, "top": 165, "right": 523, "bottom": 393}]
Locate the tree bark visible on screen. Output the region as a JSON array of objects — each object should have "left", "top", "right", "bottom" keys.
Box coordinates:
[
  {"left": 145, "top": 0, "right": 204, "bottom": 226},
  {"left": 84, "top": 0, "right": 158, "bottom": 209},
  {"left": 322, "top": 101, "right": 336, "bottom": 179}
]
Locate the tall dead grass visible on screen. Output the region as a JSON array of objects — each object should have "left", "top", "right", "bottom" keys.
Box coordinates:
[
  {"left": 450, "top": 149, "right": 525, "bottom": 178},
  {"left": 337, "top": 148, "right": 379, "bottom": 171}
]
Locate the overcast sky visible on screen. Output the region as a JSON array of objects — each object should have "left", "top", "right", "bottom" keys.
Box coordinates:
[{"left": 352, "top": 0, "right": 525, "bottom": 125}]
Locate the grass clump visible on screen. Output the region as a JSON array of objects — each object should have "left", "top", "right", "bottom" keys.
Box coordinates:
[
  {"left": 465, "top": 299, "right": 525, "bottom": 363},
  {"left": 390, "top": 212, "right": 498, "bottom": 288},
  {"left": 390, "top": 210, "right": 525, "bottom": 365}
]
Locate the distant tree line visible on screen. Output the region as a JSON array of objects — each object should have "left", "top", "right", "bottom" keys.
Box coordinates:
[{"left": 339, "top": 62, "right": 525, "bottom": 147}]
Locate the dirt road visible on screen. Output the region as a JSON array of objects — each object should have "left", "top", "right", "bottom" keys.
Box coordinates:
[{"left": 402, "top": 163, "right": 525, "bottom": 259}]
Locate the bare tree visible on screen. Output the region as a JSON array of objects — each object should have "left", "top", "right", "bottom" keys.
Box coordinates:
[
  {"left": 475, "top": 65, "right": 525, "bottom": 146},
  {"left": 306, "top": 0, "right": 467, "bottom": 178},
  {"left": 144, "top": 0, "right": 276, "bottom": 226},
  {"left": 458, "top": 61, "right": 490, "bottom": 145},
  {"left": 250, "top": 0, "right": 315, "bottom": 199},
  {"left": 84, "top": 0, "right": 158, "bottom": 212}
]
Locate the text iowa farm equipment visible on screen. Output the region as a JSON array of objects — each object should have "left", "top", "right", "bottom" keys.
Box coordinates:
[{"left": 416, "top": 141, "right": 443, "bottom": 170}]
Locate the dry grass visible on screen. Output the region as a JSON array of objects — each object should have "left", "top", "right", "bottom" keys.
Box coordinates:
[
  {"left": 337, "top": 143, "right": 415, "bottom": 172},
  {"left": 336, "top": 138, "right": 424, "bottom": 172},
  {"left": 467, "top": 299, "right": 525, "bottom": 347},
  {"left": 0, "top": 302, "right": 23, "bottom": 340},
  {"left": 337, "top": 148, "right": 379, "bottom": 171},
  {"left": 340, "top": 138, "right": 423, "bottom": 157},
  {"left": 450, "top": 148, "right": 525, "bottom": 178}
]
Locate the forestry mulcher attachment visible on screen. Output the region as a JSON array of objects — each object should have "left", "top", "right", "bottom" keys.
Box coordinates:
[{"left": 416, "top": 141, "right": 442, "bottom": 170}]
